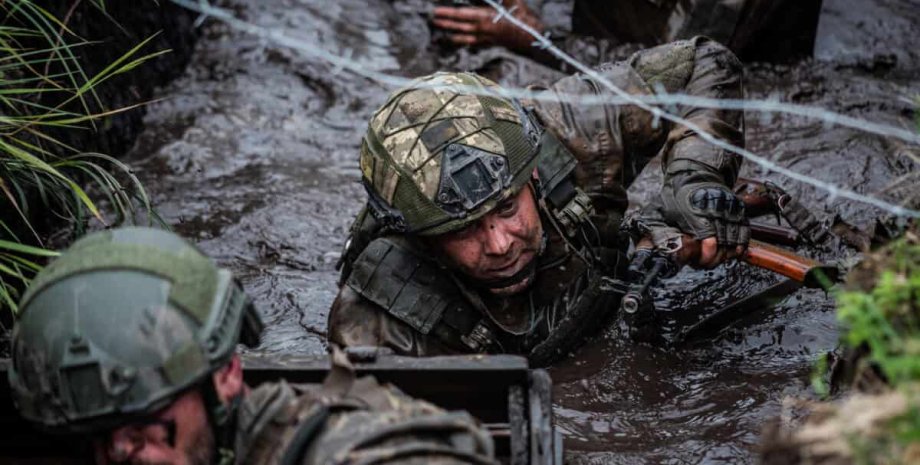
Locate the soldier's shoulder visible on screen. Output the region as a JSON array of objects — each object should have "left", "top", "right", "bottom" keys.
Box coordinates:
[{"left": 341, "top": 236, "right": 461, "bottom": 336}]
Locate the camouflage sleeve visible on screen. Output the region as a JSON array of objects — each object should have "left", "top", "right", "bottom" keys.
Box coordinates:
[
  {"left": 327, "top": 287, "right": 460, "bottom": 357},
  {"left": 527, "top": 49, "right": 665, "bottom": 213},
  {"left": 629, "top": 36, "right": 744, "bottom": 186},
  {"left": 302, "top": 376, "right": 496, "bottom": 464},
  {"left": 529, "top": 36, "right": 743, "bottom": 193}
]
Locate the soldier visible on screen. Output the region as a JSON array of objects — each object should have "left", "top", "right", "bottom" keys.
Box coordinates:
[
  {"left": 329, "top": 37, "right": 750, "bottom": 364},
  {"left": 8, "top": 227, "right": 496, "bottom": 465}
]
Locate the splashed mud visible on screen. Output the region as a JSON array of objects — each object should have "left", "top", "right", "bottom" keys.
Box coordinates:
[{"left": 126, "top": 0, "right": 918, "bottom": 462}]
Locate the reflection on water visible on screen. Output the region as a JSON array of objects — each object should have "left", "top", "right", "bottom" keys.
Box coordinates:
[{"left": 129, "top": 0, "right": 919, "bottom": 462}]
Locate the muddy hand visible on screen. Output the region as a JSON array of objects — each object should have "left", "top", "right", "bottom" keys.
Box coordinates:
[
  {"left": 431, "top": 0, "right": 544, "bottom": 50},
  {"left": 669, "top": 235, "right": 746, "bottom": 269},
  {"left": 678, "top": 235, "right": 746, "bottom": 269},
  {"left": 637, "top": 235, "right": 745, "bottom": 269}
]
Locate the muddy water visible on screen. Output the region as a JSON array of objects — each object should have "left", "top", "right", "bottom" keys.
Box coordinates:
[{"left": 128, "top": 0, "right": 918, "bottom": 463}]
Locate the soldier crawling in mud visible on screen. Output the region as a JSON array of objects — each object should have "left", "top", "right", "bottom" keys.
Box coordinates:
[
  {"left": 328, "top": 37, "right": 750, "bottom": 364},
  {"left": 8, "top": 227, "right": 497, "bottom": 465}
]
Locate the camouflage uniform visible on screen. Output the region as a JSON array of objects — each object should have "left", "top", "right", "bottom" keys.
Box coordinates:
[
  {"left": 328, "top": 37, "right": 743, "bottom": 363},
  {"left": 235, "top": 356, "right": 496, "bottom": 465}
]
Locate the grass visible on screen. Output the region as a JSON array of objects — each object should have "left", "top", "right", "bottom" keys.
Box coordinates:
[
  {"left": 0, "top": 0, "right": 167, "bottom": 316},
  {"left": 837, "top": 234, "right": 920, "bottom": 385},
  {"left": 828, "top": 229, "right": 920, "bottom": 463}
]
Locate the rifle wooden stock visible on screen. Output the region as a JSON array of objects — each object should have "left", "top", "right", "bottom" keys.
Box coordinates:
[{"left": 743, "top": 240, "right": 837, "bottom": 288}]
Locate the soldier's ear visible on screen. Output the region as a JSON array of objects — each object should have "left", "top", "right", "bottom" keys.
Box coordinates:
[{"left": 212, "top": 354, "right": 244, "bottom": 403}]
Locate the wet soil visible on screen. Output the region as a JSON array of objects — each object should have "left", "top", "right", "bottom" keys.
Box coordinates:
[{"left": 125, "top": 0, "right": 918, "bottom": 463}]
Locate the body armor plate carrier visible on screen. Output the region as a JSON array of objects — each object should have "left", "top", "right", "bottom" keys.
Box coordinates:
[{"left": 339, "top": 127, "right": 629, "bottom": 365}]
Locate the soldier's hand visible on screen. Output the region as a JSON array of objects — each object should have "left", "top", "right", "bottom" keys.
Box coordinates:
[
  {"left": 660, "top": 175, "right": 751, "bottom": 267},
  {"left": 676, "top": 235, "right": 746, "bottom": 269},
  {"left": 638, "top": 234, "right": 744, "bottom": 269},
  {"left": 431, "top": 0, "right": 544, "bottom": 50}
]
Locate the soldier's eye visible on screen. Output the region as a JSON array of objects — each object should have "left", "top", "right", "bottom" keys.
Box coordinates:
[
  {"left": 496, "top": 198, "right": 517, "bottom": 216},
  {"left": 449, "top": 222, "right": 476, "bottom": 239}
]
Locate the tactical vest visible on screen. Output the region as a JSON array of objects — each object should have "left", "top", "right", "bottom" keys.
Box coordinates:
[
  {"left": 237, "top": 377, "right": 495, "bottom": 465},
  {"left": 337, "top": 127, "right": 629, "bottom": 366}
]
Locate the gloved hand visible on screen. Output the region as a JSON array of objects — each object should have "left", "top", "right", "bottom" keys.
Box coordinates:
[{"left": 660, "top": 175, "right": 750, "bottom": 246}]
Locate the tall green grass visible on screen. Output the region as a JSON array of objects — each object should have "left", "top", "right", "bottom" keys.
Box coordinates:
[{"left": 1, "top": 0, "right": 167, "bottom": 316}]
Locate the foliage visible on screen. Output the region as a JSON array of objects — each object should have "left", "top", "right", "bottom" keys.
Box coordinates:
[
  {"left": 836, "top": 235, "right": 920, "bottom": 385},
  {"left": 833, "top": 229, "right": 920, "bottom": 463},
  {"left": 0, "top": 0, "right": 166, "bottom": 315}
]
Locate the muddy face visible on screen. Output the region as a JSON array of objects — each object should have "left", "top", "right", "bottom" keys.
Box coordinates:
[
  {"left": 429, "top": 186, "right": 544, "bottom": 296},
  {"left": 93, "top": 389, "right": 214, "bottom": 465},
  {"left": 125, "top": 0, "right": 919, "bottom": 463}
]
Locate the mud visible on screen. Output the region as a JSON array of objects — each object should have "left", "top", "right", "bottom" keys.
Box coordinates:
[{"left": 124, "top": 0, "right": 918, "bottom": 463}]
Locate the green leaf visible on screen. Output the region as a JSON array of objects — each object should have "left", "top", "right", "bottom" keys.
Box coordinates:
[{"left": 0, "top": 239, "right": 58, "bottom": 257}]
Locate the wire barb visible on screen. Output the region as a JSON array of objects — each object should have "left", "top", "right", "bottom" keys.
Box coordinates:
[{"left": 170, "top": 0, "right": 920, "bottom": 219}]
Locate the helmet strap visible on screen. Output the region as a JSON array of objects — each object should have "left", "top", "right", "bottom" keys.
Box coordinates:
[{"left": 201, "top": 378, "right": 241, "bottom": 465}]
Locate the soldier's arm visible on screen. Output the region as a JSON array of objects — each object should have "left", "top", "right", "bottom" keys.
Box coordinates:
[
  {"left": 530, "top": 37, "right": 747, "bottom": 263},
  {"left": 628, "top": 36, "right": 744, "bottom": 187},
  {"left": 327, "top": 287, "right": 459, "bottom": 357},
  {"left": 530, "top": 36, "right": 743, "bottom": 188},
  {"left": 628, "top": 37, "right": 749, "bottom": 260}
]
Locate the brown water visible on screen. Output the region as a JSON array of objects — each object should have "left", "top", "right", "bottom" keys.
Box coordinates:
[{"left": 126, "top": 0, "right": 919, "bottom": 463}]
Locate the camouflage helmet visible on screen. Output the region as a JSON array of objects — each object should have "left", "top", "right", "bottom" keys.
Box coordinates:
[
  {"left": 8, "top": 227, "right": 262, "bottom": 433},
  {"left": 360, "top": 72, "right": 543, "bottom": 235}
]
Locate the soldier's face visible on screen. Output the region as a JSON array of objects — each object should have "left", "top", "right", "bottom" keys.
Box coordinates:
[
  {"left": 93, "top": 389, "right": 214, "bottom": 465},
  {"left": 93, "top": 356, "right": 244, "bottom": 465},
  {"left": 432, "top": 185, "right": 544, "bottom": 296}
]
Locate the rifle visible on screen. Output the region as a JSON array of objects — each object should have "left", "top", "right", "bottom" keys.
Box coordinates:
[
  {"left": 619, "top": 234, "right": 838, "bottom": 315},
  {"left": 619, "top": 179, "right": 839, "bottom": 317}
]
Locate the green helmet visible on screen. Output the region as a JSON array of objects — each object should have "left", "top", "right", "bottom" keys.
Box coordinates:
[
  {"left": 360, "top": 72, "right": 544, "bottom": 235},
  {"left": 8, "top": 227, "right": 262, "bottom": 433}
]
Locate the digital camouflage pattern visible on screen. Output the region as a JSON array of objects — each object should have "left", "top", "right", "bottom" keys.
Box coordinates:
[
  {"left": 329, "top": 37, "right": 744, "bottom": 358},
  {"left": 360, "top": 72, "right": 541, "bottom": 235}
]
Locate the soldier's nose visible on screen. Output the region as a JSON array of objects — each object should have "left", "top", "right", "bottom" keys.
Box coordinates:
[
  {"left": 106, "top": 428, "right": 142, "bottom": 463},
  {"left": 482, "top": 221, "right": 513, "bottom": 256}
]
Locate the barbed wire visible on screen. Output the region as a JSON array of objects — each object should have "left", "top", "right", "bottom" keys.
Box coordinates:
[
  {"left": 173, "top": 0, "right": 919, "bottom": 218},
  {"left": 480, "top": 0, "right": 919, "bottom": 218},
  {"left": 174, "top": 1, "right": 920, "bottom": 148}
]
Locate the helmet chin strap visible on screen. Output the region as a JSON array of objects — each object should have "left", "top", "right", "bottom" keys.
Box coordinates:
[{"left": 201, "top": 378, "right": 242, "bottom": 465}]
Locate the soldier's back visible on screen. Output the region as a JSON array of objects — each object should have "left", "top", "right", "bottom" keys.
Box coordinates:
[{"left": 236, "top": 376, "right": 496, "bottom": 465}]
